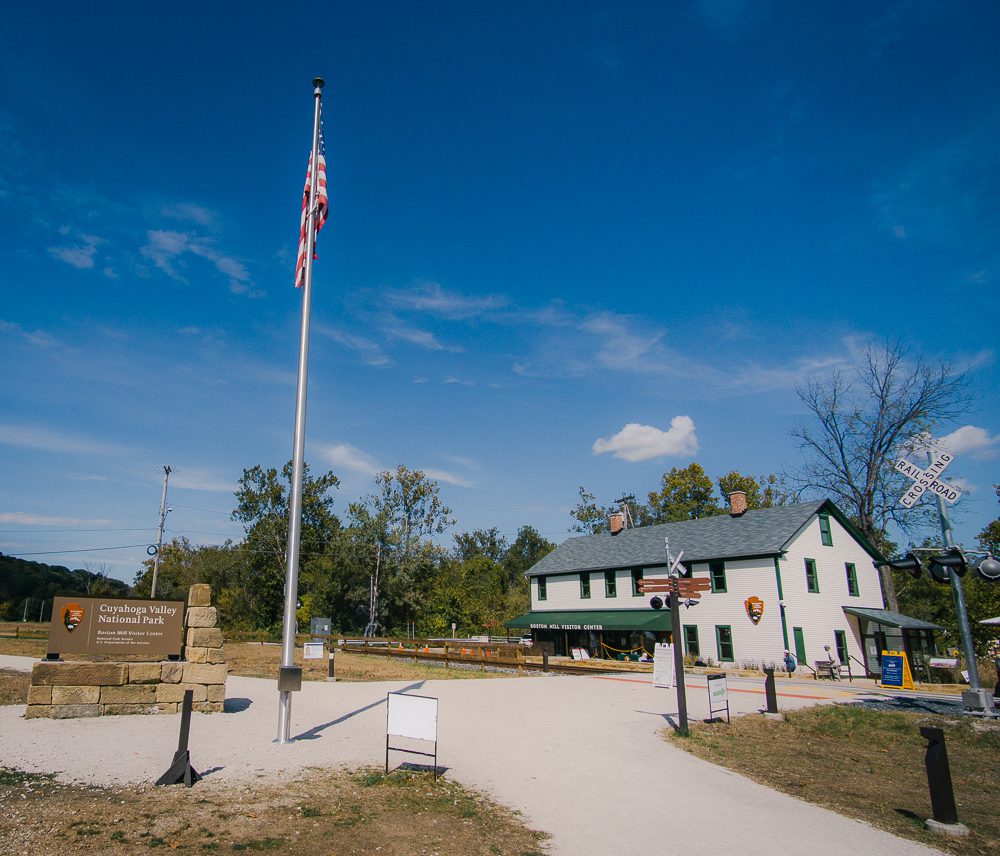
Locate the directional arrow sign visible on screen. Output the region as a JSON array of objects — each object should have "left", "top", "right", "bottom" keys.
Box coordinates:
[{"left": 895, "top": 451, "right": 961, "bottom": 508}]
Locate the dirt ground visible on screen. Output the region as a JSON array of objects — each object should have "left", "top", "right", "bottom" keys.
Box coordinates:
[
  {"left": 671, "top": 703, "right": 1000, "bottom": 856},
  {"left": 0, "top": 766, "right": 548, "bottom": 856}
]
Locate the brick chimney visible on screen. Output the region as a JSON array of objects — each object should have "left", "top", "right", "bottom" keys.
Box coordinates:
[
  {"left": 729, "top": 491, "right": 748, "bottom": 517},
  {"left": 610, "top": 512, "right": 624, "bottom": 534}
]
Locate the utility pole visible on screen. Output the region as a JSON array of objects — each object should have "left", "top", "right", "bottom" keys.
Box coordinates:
[
  {"left": 614, "top": 494, "right": 636, "bottom": 529},
  {"left": 22, "top": 598, "right": 29, "bottom": 623},
  {"left": 38, "top": 599, "right": 45, "bottom": 623},
  {"left": 151, "top": 465, "right": 172, "bottom": 598}
]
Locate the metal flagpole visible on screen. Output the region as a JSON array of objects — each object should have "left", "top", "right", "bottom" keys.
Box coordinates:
[
  {"left": 277, "top": 76, "right": 325, "bottom": 744},
  {"left": 151, "top": 465, "right": 172, "bottom": 598}
]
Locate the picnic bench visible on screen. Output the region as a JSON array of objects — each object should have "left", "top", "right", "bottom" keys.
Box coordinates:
[{"left": 814, "top": 659, "right": 839, "bottom": 680}]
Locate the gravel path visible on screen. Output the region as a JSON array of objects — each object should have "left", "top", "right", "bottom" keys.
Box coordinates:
[{"left": 0, "top": 655, "right": 941, "bottom": 855}]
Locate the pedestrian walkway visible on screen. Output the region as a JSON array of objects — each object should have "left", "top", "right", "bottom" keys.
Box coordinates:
[{"left": 0, "top": 656, "right": 941, "bottom": 855}]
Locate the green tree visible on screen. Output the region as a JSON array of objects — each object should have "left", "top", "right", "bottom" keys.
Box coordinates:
[
  {"left": 453, "top": 527, "right": 508, "bottom": 564},
  {"left": 790, "top": 339, "right": 970, "bottom": 610},
  {"left": 642, "top": 463, "right": 721, "bottom": 523},
  {"left": 229, "top": 462, "right": 340, "bottom": 630},
  {"left": 717, "top": 471, "right": 794, "bottom": 510},
  {"left": 350, "top": 465, "right": 454, "bottom": 632},
  {"left": 569, "top": 486, "right": 616, "bottom": 534}
]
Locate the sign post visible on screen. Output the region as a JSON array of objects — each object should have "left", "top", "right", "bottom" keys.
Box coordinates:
[
  {"left": 707, "top": 673, "right": 730, "bottom": 723},
  {"left": 895, "top": 444, "right": 981, "bottom": 696}
]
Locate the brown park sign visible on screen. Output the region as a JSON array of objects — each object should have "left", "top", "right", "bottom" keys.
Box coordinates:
[{"left": 49, "top": 596, "right": 185, "bottom": 658}]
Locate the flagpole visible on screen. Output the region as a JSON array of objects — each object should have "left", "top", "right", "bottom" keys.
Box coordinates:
[{"left": 277, "top": 76, "right": 325, "bottom": 744}]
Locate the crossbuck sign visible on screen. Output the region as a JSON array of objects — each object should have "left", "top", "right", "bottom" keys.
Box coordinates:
[{"left": 895, "top": 450, "right": 961, "bottom": 509}]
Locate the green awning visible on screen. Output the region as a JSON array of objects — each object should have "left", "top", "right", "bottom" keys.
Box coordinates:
[
  {"left": 843, "top": 606, "right": 943, "bottom": 631},
  {"left": 506, "top": 609, "right": 671, "bottom": 632}
]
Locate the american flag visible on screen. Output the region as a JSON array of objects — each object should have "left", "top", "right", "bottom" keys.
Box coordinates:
[{"left": 294, "top": 122, "right": 328, "bottom": 287}]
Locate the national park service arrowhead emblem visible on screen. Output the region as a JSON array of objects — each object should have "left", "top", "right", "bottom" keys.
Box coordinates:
[
  {"left": 62, "top": 602, "right": 85, "bottom": 632},
  {"left": 744, "top": 596, "right": 764, "bottom": 625}
]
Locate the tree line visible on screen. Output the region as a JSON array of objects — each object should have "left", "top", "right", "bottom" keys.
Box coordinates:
[
  {"left": 131, "top": 462, "right": 556, "bottom": 637},
  {"left": 0, "top": 555, "right": 128, "bottom": 621}
]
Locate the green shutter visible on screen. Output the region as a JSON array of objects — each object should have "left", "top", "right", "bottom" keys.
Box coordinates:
[
  {"left": 819, "top": 514, "right": 833, "bottom": 546},
  {"left": 834, "top": 629, "right": 848, "bottom": 663},
  {"left": 710, "top": 560, "right": 727, "bottom": 593},
  {"left": 805, "top": 559, "right": 819, "bottom": 593},
  {"left": 715, "top": 625, "right": 734, "bottom": 662},
  {"left": 684, "top": 625, "right": 700, "bottom": 657},
  {"left": 793, "top": 627, "right": 806, "bottom": 663},
  {"left": 845, "top": 563, "right": 858, "bottom": 596}
]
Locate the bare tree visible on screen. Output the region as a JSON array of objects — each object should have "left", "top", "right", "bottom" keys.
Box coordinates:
[{"left": 790, "top": 340, "right": 971, "bottom": 610}]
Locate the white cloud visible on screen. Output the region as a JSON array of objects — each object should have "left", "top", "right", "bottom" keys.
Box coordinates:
[
  {"left": 386, "top": 281, "right": 508, "bottom": 319},
  {"left": 48, "top": 233, "right": 104, "bottom": 269},
  {"left": 0, "top": 423, "right": 125, "bottom": 456},
  {"left": 169, "top": 468, "right": 235, "bottom": 493},
  {"left": 160, "top": 202, "right": 216, "bottom": 227},
  {"left": 0, "top": 511, "right": 113, "bottom": 526},
  {"left": 315, "top": 325, "right": 391, "bottom": 366},
  {"left": 592, "top": 416, "right": 699, "bottom": 462},
  {"left": 318, "top": 443, "right": 380, "bottom": 475},
  {"left": 423, "top": 467, "right": 473, "bottom": 488},
  {"left": 937, "top": 425, "right": 1000, "bottom": 460},
  {"left": 141, "top": 230, "right": 256, "bottom": 295},
  {"left": 383, "top": 321, "right": 462, "bottom": 353},
  {"left": 0, "top": 319, "right": 59, "bottom": 348}
]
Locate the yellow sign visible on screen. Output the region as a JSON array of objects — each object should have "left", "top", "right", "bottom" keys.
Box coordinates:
[{"left": 879, "top": 649, "right": 915, "bottom": 690}]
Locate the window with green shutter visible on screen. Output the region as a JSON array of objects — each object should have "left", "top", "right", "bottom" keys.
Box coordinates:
[
  {"left": 605, "top": 570, "right": 617, "bottom": 598},
  {"left": 684, "top": 625, "right": 700, "bottom": 657},
  {"left": 834, "top": 629, "right": 848, "bottom": 664},
  {"left": 715, "top": 625, "right": 734, "bottom": 662},
  {"left": 805, "top": 558, "right": 819, "bottom": 593},
  {"left": 845, "top": 562, "right": 859, "bottom": 597},
  {"left": 537, "top": 576, "right": 547, "bottom": 601},
  {"left": 580, "top": 573, "right": 591, "bottom": 599},
  {"left": 709, "top": 560, "right": 727, "bottom": 593},
  {"left": 631, "top": 568, "right": 643, "bottom": 596},
  {"left": 819, "top": 514, "right": 833, "bottom": 546}
]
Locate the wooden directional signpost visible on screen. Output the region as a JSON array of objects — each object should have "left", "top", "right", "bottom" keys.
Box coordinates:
[{"left": 637, "top": 539, "right": 701, "bottom": 735}]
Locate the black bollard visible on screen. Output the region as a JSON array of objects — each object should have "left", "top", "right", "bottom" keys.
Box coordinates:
[
  {"left": 327, "top": 652, "right": 336, "bottom": 681},
  {"left": 920, "top": 727, "right": 959, "bottom": 826},
  {"left": 763, "top": 667, "right": 778, "bottom": 713},
  {"left": 156, "top": 690, "right": 202, "bottom": 788},
  {"left": 542, "top": 650, "right": 549, "bottom": 673}
]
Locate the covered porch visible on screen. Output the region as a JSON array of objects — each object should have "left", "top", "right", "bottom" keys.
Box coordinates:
[
  {"left": 506, "top": 609, "right": 671, "bottom": 660},
  {"left": 842, "top": 606, "right": 943, "bottom": 680}
]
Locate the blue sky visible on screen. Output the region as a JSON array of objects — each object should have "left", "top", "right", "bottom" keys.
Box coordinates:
[{"left": 1, "top": 1, "right": 998, "bottom": 584}]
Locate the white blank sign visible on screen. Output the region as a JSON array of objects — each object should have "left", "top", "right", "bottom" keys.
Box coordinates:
[{"left": 386, "top": 691, "right": 438, "bottom": 742}]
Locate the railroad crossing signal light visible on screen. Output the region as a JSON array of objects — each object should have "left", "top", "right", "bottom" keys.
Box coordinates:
[
  {"left": 929, "top": 547, "right": 967, "bottom": 580},
  {"left": 649, "top": 596, "right": 667, "bottom": 610},
  {"left": 974, "top": 554, "right": 1000, "bottom": 581},
  {"left": 887, "top": 552, "right": 923, "bottom": 578}
]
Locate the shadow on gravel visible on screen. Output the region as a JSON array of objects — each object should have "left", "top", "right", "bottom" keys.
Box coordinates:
[
  {"left": 224, "top": 698, "right": 253, "bottom": 713},
  {"left": 294, "top": 681, "right": 426, "bottom": 741}
]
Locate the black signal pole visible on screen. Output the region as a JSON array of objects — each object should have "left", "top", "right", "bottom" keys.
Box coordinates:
[{"left": 671, "top": 584, "right": 689, "bottom": 736}]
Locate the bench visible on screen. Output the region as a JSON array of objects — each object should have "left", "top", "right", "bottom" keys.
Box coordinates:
[{"left": 814, "top": 660, "right": 838, "bottom": 680}]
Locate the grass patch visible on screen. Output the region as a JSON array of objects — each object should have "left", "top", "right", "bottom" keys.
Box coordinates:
[
  {"left": 0, "top": 668, "right": 31, "bottom": 705},
  {"left": 0, "top": 766, "right": 546, "bottom": 855},
  {"left": 670, "top": 703, "right": 1000, "bottom": 855}
]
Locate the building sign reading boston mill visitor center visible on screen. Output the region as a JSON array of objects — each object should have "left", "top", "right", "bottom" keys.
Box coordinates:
[{"left": 49, "top": 596, "right": 185, "bottom": 658}]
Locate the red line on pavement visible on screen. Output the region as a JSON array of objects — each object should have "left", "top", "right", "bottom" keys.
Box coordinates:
[{"left": 589, "top": 674, "right": 830, "bottom": 701}]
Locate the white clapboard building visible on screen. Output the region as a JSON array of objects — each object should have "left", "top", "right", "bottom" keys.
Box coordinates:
[{"left": 507, "top": 494, "right": 941, "bottom": 676}]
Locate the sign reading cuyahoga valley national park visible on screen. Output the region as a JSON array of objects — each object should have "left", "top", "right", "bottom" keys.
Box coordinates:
[{"left": 49, "top": 596, "right": 185, "bottom": 657}]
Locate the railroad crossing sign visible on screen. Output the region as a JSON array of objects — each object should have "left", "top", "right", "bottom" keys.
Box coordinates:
[{"left": 895, "top": 450, "right": 961, "bottom": 509}]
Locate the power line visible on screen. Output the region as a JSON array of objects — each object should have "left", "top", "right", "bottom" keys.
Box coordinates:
[
  {"left": 13, "top": 543, "right": 154, "bottom": 556},
  {"left": 0, "top": 527, "right": 153, "bottom": 534}
]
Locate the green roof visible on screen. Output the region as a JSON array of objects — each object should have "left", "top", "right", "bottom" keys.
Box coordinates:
[
  {"left": 506, "top": 609, "right": 671, "bottom": 632},
  {"left": 843, "top": 606, "right": 943, "bottom": 631}
]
